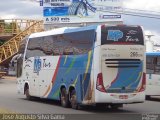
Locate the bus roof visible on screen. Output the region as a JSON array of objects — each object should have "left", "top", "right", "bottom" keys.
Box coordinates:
[
  {"left": 29, "top": 25, "right": 98, "bottom": 39},
  {"left": 29, "top": 24, "right": 142, "bottom": 39},
  {"left": 146, "top": 52, "right": 160, "bottom": 56}
]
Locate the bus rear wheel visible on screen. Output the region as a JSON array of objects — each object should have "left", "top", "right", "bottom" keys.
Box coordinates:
[
  {"left": 96, "top": 103, "right": 107, "bottom": 110},
  {"left": 70, "top": 90, "right": 79, "bottom": 109},
  {"left": 146, "top": 95, "right": 151, "bottom": 100},
  {"left": 60, "top": 88, "right": 69, "bottom": 108},
  {"left": 110, "top": 104, "right": 123, "bottom": 109}
]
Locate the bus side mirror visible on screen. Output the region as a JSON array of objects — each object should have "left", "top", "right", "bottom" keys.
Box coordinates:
[{"left": 10, "top": 54, "right": 22, "bottom": 67}]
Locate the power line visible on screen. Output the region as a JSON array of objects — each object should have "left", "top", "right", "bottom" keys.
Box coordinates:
[
  {"left": 124, "top": 8, "right": 160, "bottom": 14},
  {"left": 97, "top": 9, "right": 160, "bottom": 19},
  {"left": 123, "top": 8, "right": 160, "bottom": 18}
]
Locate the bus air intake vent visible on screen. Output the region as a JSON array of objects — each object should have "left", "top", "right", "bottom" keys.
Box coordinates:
[{"left": 105, "top": 59, "right": 141, "bottom": 68}]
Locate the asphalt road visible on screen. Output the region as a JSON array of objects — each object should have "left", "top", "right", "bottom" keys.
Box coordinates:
[{"left": 0, "top": 77, "right": 160, "bottom": 120}]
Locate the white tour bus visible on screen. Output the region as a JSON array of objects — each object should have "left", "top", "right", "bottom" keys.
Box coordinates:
[
  {"left": 146, "top": 52, "right": 160, "bottom": 99},
  {"left": 17, "top": 25, "right": 146, "bottom": 109}
]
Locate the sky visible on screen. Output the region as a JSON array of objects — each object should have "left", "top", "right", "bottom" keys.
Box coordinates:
[
  {"left": 123, "top": 0, "right": 160, "bottom": 44},
  {"left": 0, "top": 0, "right": 160, "bottom": 44}
]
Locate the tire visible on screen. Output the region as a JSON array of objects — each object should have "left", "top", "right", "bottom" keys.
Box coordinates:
[
  {"left": 25, "top": 86, "right": 32, "bottom": 100},
  {"left": 60, "top": 88, "right": 69, "bottom": 108},
  {"left": 110, "top": 104, "right": 123, "bottom": 109},
  {"left": 146, "top": 95, "right": 151, "bottom": 100},
  {"left": 96, "top": 103, "right": 107, "bottom": 110},
  {"left": 68, "top": 2, "right": 88, "bottom": 16},
  {"left": 70, "top": 90, "right": 79, "bottom": 109}
]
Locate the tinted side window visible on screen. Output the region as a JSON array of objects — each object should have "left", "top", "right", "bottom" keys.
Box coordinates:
[
  {"left": 26, "top": 30, "right": 96, "bottom": 58},
  {"left": 26, "top": 37, "right": 46, "bottom": 58},
  {"left": 17, "top": 37, "right": 28, "bottom": 78},
  {"left": 155, "top": 57, "right": 160, "bottom": 74},
  {"left": 18, "top": 36, "right": 28, "bottom": 54},
  {"left": 17, "top": 56, "right": 23, "bottom": 78},
  {"left": 63, "top": 30, "right": 95, "bottom": 55},
  {"left": 146, "top": 57, "right": 154, "bottom": 74},
  {"left": 146, "top": 56, "right": 160, "bottom": 74}
]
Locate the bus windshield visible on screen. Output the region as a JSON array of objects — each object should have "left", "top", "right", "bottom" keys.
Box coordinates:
[{"left": 101, "top": 26, "right": 144, "bottom": 45}]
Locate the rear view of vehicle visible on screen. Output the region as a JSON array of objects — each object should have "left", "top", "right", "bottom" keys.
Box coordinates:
[
  {"left": 95, "top": 25, "right": 146, "bottom": 106},
  {"left": 146, "top": 52, "right": 160, "bottom": 99}
]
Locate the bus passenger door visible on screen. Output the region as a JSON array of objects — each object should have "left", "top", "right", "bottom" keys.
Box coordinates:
[
  {"left": 38, "top": 57, "right": 53, "bottom": 98},
  {"left": 146, "top": 56, "right": 160, "bottom": 96},
  {"left": 25, "top": 57, "right": 39, "bottom": 97},
  {"left": 152, "top": 57, "right": 160, "bottom": 86}
]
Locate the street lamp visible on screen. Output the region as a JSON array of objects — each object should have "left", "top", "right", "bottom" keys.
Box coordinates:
[
  {"left": 145, "top": 34, "right": 154, "bottom": 41},
  {"left": 145, "top": 34, "right": 154, "bottom": 52}
]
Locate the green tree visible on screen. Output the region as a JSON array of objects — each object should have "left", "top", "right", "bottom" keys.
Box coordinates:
[
  {"left": 0, "top": 39, "right": 5, "bottom": 45},
  {"left": 0, "top": 20, "right": 5, "bottom": 33}
]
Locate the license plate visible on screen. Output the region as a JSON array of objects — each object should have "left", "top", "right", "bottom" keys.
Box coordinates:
[{"left": 119, "top": 95, "right": 128, "bottom": 99}]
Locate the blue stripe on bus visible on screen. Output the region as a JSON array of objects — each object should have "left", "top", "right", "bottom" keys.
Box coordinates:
[
  {"left": 47, "top": 51, "right": 94, "bottom": 103},
  {"left": 109, "top": 61, "right": 143, "bottom": 90},
  {"left": 146, "top": 52, "right": 160, "bottom": 56}
]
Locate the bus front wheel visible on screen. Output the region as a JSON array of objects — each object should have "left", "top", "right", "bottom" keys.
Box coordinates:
[
  {"left": 24, "top": 85, "right": 31, "bottom": 100},
  {"left": 60, "top": 88, "right": 69, "bottom": 108}
]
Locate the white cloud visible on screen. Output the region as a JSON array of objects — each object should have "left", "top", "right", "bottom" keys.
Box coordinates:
[
  {"left": 0, "top": 0, "right": 42, "bottom": 19},
  {"left": 0, "top": 0, "right": 159, "bottom": 44},
  {"left": 122, "top": 0, "right": 160, "bottom": 44},
  {"left": 123, "top": 0, "right": 160, "bottom": 11},
  {"left": 1, "top": 14, "right": 18, "bottom": 19}
]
